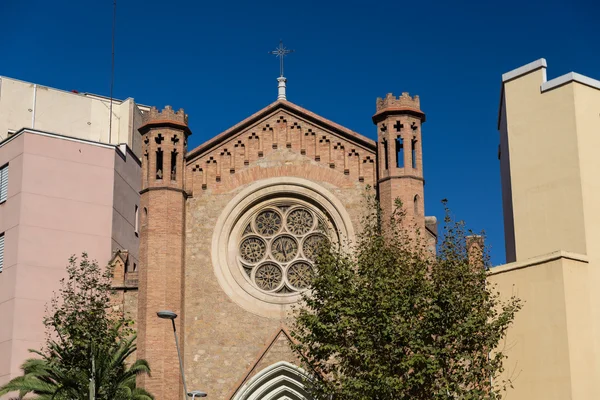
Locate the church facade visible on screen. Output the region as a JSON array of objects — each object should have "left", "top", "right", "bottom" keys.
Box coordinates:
[{"left": 133, "top": 89, "right": 436, "bottom": 399}]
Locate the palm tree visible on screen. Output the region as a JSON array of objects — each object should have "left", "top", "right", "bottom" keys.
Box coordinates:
[{"left": 0, "top": 333, "right": 153, "bottom": 400}]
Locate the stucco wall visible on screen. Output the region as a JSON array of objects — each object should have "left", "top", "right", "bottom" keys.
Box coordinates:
[
  {"left": 111, "top": 147, "right": 141, "bottom": 269},
  {"left": 497, "top": 61, "right": 600, "bottom": 399},
  {"left": 0, "top": 131, "right": 140, "bottom": 393},
  {"left": 0, "top": 76, "right": 146, "bottom": 158},
  {"left": 501, "top": 68, "right": 586, "bottom": 261},
  {"left": 571, "top": 81, "right": 600, "bottom": 392},
  {"left": 0, "top": 134, "right": 25, "bottom": 388},
  {"left": 489, "top": 252, "right": 597, "bottom": 399}
]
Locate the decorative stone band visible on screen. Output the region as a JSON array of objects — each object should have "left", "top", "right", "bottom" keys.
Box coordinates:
[
  {"left": 377, "top": 175, "right": 425, "bottom": 184},
  {"left": 139, "top": 186, "right": 188, "bottom": 197}
]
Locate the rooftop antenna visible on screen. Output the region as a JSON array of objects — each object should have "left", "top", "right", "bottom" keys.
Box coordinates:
[
  {"left": 108, "top": 0, "right": 117, "bottom": 143},
  {"left": 270, "top": 40, "right": 294, "bottom": 100}
]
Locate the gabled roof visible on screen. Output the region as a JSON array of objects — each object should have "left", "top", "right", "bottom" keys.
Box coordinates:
[{"left": 186, "top": 100, "right": 376, "bottom": 161}]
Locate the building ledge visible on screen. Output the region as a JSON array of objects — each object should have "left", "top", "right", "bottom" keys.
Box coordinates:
[
  {"left": 541, "top": 71, "right": 600, "bottom": 92},
  {"left": 501, "top": 58, "right": 547, "bottom": 83},
  {"left": 0, "top": 128, "right": 140, "bottom": 164},
  {"left": 489, "top": 250, "right": 588, "bottom": 276}
]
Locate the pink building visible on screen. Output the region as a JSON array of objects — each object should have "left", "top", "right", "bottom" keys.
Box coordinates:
[{"left": 0, "top": 129, "right": 140, "bottom": 386}]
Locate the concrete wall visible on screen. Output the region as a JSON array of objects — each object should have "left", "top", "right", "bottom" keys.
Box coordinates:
[
  {"left": 0, "top": 131, "right": 140, "bottom": 391},
  {"left": 489, "top": 252, "right": 597, "bottom": 399},
  {"left": 0, "top": 76, "right": 147, "bottom": 158},
  {"left": 500, "top": 65, "right": 586, "bottom": 262},
  {"left": 497, "top": 60, "right": 600, "bottom": 399}
]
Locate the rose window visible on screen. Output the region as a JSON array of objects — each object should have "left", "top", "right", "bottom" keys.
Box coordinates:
[{"left": 238, "top": 204, "right": 331, "bottom": 294}]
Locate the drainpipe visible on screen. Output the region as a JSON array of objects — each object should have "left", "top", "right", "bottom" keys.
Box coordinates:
[{"left": 31, "top": 84, "right": 37, "bottom": 129}]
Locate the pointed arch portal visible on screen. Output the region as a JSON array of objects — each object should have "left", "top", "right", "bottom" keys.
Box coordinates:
[{"left": 232, "top": 361, "right": 313, "bottom": 400}]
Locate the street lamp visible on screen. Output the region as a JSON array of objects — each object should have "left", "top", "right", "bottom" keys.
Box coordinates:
[
  {"left": 188, "top": 390, "right": 207, "bottom": 399},
  {"left": 157, "top": 310, "right": 207, "bottom": 399}
]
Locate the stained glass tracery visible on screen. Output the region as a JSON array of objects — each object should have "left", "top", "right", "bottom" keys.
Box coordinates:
[{"left": 238, "top": 204, "right": 333, "bottom": 294}]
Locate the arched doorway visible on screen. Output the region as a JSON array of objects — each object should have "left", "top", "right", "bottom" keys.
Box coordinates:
[{"left": 232, "top": 361, "right": 313, "bottom": 400}]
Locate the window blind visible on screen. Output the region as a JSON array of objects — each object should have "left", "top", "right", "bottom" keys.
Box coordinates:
[
  {"left": 0, "top": 164, "right": 8, "bottom": 203},
  {"left": 0, "top": 234, "right": 5, "bottom": 272}
]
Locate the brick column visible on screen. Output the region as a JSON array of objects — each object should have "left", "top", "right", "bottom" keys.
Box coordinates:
[{"left": 137, "top": 106, "right": 191, "bottom": 400}]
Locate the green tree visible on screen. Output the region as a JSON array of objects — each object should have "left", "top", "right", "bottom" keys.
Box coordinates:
[
  {"left": 291, "top": 198, "right": 522, "bottom": 399},
  {"left": 0, "top": 253, "right": 153, "bottom": 400}
]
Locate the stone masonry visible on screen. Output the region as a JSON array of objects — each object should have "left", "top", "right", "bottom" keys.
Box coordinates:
[
  {"left": 134, "top": 95, "right": 435, "bottom": 400},
  {"left": 373, "top": 93, "right": 426, "bottom": 235},
  {"left": 137, "top": 106, "right": 190, "bottom": 400}
]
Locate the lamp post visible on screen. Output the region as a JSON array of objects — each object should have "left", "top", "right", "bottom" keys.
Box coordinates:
[{"left": 157, "top": 310, "right": 207, "bottom": 399}]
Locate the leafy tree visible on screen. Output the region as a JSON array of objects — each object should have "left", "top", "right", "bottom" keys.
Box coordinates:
[
  {"left": 0, "top": 253, "right": 153, "bottom": 400},
  {"left": 291, "top": 198, "right": 522, "bottom": 400}
]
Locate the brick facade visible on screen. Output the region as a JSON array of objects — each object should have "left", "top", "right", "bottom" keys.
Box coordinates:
[
  {"left": 134, "top": 95, "right": 435, "bottom": 399},
  {"left": 373, "top": 92, "right": 426, "bottom": 234},
  {"left": 137, "top": 107, "right": 190, "bottom": 400}
]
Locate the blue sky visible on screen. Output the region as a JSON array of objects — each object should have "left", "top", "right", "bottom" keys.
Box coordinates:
[{"left": 2, "top": 0, "right": 598, "bottom": 264}]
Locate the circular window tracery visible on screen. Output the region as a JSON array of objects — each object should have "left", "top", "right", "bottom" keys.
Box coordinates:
[
  {"left": 255, "top": 263, "right": 283, "bottom": 291},
  {"left": 302, "top": 233, "right": 328, "bottom": 262},
  {"left": 239, "top": 236, "right": 266, "bottom": 264},
  {"left": 271, "top": 235, "right": 298, "bottom": 263},
  {"left": 237, "top": 203, "right": 334, "bottom": 294},
  {"left": 213, "top": 178, "right": 356, "bottom": 317},
  {"left": 286, "top": 209, "right": 314, "bottom": 235},
  {"left": 255, "top": 210, "right": 282, "bottom": 236},
  {"left": 287, "top": 261, "right": 313, "bottom": 290}
]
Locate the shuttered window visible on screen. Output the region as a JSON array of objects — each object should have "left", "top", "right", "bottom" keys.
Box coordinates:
[
  {"left": 0, "top": 233, "right": 4, "bottom": 273},
  {"left": 0, "top": 164, "right": 8, "bottom": 203}
]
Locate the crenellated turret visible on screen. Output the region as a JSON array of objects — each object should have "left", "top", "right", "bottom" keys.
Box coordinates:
[
  {"left": 137, "top": 105, "right": 191, "bottom": 400},
  {"left": 139, "top": 106, "right": 191, "bottom": 191},
  {"left": 374, "top": 92, "right": 426, "bottom": 233}
]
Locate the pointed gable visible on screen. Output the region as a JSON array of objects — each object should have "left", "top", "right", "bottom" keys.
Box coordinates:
[
  {"left": 229, "top": 328, "right": 306, "bottom": 400},
  {"left": 185, "top": 100, "right": 377, "bottom": 195}
]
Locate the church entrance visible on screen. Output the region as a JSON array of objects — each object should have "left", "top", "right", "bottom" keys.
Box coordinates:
[{"left": 232, "top": 361, "right": 313, "bottom": 400}]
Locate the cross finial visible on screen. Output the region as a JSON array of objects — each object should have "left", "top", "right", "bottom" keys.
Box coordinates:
[{"left": 270, "top": 40, "right": 294, "bottom": 77}]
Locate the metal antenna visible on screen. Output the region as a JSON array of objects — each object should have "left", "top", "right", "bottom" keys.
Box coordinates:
[
  {"left": 108, "top": 0, "right": 117, "bottom": 143},
  {"left": 270, "top": 40, "right": 294, "bottom": 77}
]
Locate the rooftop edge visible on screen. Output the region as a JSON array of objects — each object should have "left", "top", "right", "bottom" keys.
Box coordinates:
[{"left": 501, "top": 58, "right": 547, "bottom": 83}]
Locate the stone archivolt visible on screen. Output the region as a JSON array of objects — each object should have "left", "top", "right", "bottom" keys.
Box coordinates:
[{"left": 185, "top": 103, "right": 377, "bottom": 195}]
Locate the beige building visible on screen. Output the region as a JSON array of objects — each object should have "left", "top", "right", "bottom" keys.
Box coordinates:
[
  {"left": 0, "top": 77, "right": 144, "bottom": 392},
  {"left": 491, "top": 59, "right": 600, "bottom": 399},
  {"left": 0, "top": 76, "right": 149, "bottom": 158}
]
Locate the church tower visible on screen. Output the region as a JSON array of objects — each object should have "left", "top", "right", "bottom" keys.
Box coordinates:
[
  {"left": 137, "top": 106, "right": 190, "bottom": 400},
  {"left": 373, "top": 93, "right": 426, "bottom": 232}
]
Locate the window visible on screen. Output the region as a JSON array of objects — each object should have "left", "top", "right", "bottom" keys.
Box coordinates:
[
  {"left": 411, "top": 138, "right": 417, "bottom": 169},
  {"left": 135, "top": 205, "right": 139, "bottom": 236},
  {"left": 414, "top": 195, "right": 420, "bottom": 216},
  {"left": 0, "top": 164, "right": 8, "bottom": 203},
  {"left": 171, "top": 150, "right": 178, "bottom": 181},
  {"left": 382, "top": 140, "right": 389, "bottom": 170},
  {"left": 0, "top": 233, "right": 4, "bottom": 273},
  {"left": 237, "top": 203, "right": 333, "bottom": 294},
  {"left": 396, "top": 137, "right": 404, "bottom": 168},
  {"left": 156, "top": 149, "right": 163, "bottom": 179}
]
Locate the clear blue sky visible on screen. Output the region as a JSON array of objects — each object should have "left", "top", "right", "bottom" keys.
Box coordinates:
[{"left": 2, "top": 0, "right": 598, "bottom": 264}]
